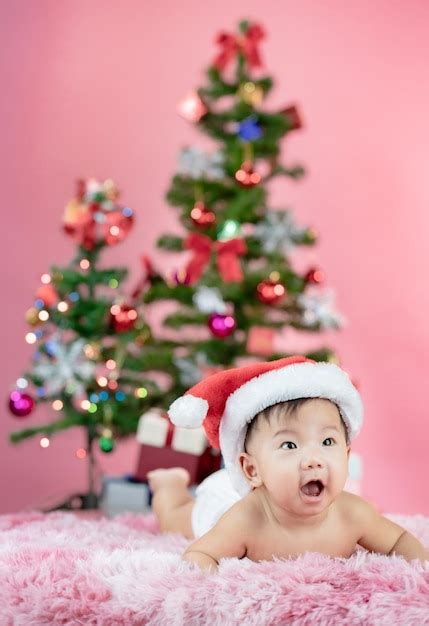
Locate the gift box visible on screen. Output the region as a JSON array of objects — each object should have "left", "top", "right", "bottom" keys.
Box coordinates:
[
  {"left": 100, "top": 475, "right": 150, "bottom": 518},
  {"left": 134, "top": 408, "right": 221, "bottom": 484}
]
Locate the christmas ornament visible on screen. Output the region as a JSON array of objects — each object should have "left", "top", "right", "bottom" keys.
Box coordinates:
[
  {"left": 213, "top": 23, "right": 265, "bottom": 72},
  {"left": 237, "top": 82, "right": 264, "bottom": 106},
  {"left": 297, "top": 288, "right": 345, "bottom": 329},
  {"left": 305, "top": 267, "right": 325, "bottom": 285},
  {"left": 99, "top": 434, "right": 115, "bottom": 453},
  {"left": 8, "top": 390, "right": 35, "bottom": 417},
  {"left": 62, "top": 179, "right": 134, "bottom": 251},
  {"left": 193, "top": 286, "right": 227, "bottom": 314},
  {"left": 184, "top": 232, "right": 247, "bottom": 284},
  {"left": 171, "top": 268, "right": 191, "bottom": 286},
  {"left": 216, "top": 219, "right": 240, "bottom": 241},
  {"left": 238, "top": 116, "right": 263, "bottom": 141},
  {"left": 208, "top": 313, "right": 236, "bottom": 338},
  {"left": 235, "top": 160, "right": 261, "bottom": 187},
  {"left": 32, "top": 335, "right": 95, "bottom": 396},
  {"left": 178, "top": 146, "right": 224, "bottom": 180},
  {"left": 178, "top": 91, "right": 208, "bottom": 122},
  {"left": 104, "top": 208, "right": 134, "bottom": 246},
  {"left": 253, "top": 210, "right": 306, "bottom": 254},
  {"left": 35, "top": 284, "right": 58, "bottom": 308},
  {"left": 281, "top": 105, "right": 303, "bottom": 131},
  {"left": 190, "top": 201, "right": 216, "bottom": 227},
  {"left": 25, "top": 307, "right": 41, "bottom": 327},
  {"left": 256, "top": 277, "right": 286, "bottom": 305},
  {"left": 110, "top": 304, "right": 138, "bottom": 333}
]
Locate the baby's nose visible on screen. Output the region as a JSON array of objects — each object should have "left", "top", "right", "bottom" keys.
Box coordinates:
[{"left": 301, "top": 452, "right": 325, "bottom": 469}]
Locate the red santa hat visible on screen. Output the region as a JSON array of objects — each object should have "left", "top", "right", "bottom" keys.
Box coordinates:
[{"left": 168, "top": 355, "right": 363, "bottom": 496}]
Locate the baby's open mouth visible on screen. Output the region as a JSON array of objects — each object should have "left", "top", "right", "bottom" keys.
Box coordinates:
[{"left": 300, "top": 480, "right": 324, "bottom": 497}]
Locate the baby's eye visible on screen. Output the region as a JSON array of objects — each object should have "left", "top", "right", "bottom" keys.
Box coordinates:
[
  {"left": 280, "top": 441, "right": 297, "bottom": 450},
  {"left": 323, "top": 437, "right": 335, "bottom": 446}
]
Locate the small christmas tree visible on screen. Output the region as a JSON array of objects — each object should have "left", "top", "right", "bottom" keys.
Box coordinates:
[
  {"left": 8, "top": 178, "right": 179, "bottom": 509},
  {"left": 142, "top": 20, "right": 344, "bottom": 386}
]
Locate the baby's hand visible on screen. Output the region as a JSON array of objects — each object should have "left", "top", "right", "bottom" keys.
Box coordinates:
[
  {"left": 182, "top": 549, "right": 218, "bottom": 572},
  {"left": 182, "top": 502, "right": 249, "bottom": 572}
]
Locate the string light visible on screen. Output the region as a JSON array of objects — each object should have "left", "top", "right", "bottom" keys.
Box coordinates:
[
  {"left": 76, "top": 448, "right": 87, "bottom": 459},
  {"left": 106, "top": 359, "right": 116, "bottom": 370},
  {"left": 41, "top": 274, "right": 51, "bottom": 284},
  {"left": 25, "top": 332, "right": 37, "bottom": 344},
  {"left": 40, "top": 437, "right": 50, "bottom": 448},
  {"left": 52, "top": 400, "right": 63, "bottom": 411},
  {"left": 80, "top": 259, "right": 90, "bottom": 270},
  {"left": 38, "top": 310, "right": 49, "bottom": 321},
  {"left": 57, "top": 301, "right": 69, "bottom": 312}
]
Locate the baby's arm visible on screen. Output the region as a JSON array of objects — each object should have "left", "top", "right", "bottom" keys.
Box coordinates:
[
  {"left": 182, "top": 504, "right": 249, "bottom": 572},
  {"left": 354, "top": 497, "right": 428, "bottom": 564}
]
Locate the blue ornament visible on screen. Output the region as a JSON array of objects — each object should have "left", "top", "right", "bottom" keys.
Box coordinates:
[{"left": 238, "top": 117, "right": 263, "bottom": 141}]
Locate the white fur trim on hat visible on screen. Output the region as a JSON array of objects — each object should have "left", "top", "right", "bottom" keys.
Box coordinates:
[
  {"left": 168, "top": 395, "right": 209, "bottom": 428},
  {"left": 219, "top": 361, "right": 363, "bottom": 497}
]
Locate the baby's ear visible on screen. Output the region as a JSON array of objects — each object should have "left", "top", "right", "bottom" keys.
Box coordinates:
[{"left": 238, "top": 452, "right": 263, "bottom": 488}]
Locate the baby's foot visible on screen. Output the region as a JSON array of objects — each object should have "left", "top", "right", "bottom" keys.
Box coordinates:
[{"left": 147, "top": 467, "right": 191, "bottom": 493}]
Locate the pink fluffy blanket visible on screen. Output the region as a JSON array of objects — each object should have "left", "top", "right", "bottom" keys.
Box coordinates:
[{"left": 1, "top": 510, "right": 428, "bottom": 625}]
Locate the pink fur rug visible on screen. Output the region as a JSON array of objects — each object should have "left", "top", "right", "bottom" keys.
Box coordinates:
[{"left": 1, "top": 510, "right": 428, "bottom": 625}]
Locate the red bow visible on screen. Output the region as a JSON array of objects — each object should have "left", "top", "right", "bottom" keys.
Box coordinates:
[
  {"left": 184, "top": 232, "right": 247, "bottom": 284},
  {"left": 213, "top": 24, "right": 265, "bottom": 72}
]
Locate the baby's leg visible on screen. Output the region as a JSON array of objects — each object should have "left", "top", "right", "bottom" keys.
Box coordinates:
[{"left": 147, "top": 467, "right": 194, "bottom": 539}]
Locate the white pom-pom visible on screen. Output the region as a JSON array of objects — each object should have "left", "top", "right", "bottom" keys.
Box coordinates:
[{"left": 168, "top": 395, "right": 208, "bottom": 428}]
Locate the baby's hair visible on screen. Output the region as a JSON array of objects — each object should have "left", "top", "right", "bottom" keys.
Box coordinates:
[{"left": 243, "top": 397, "right": 350, "bottom": 452}]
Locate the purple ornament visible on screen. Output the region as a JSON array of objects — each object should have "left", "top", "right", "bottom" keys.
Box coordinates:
[
  {"left": 8, "top": 390, "right": 35, "bottom": 418},
  {"left": 208, "top": 313, "right": 236, "bottom": 338}
]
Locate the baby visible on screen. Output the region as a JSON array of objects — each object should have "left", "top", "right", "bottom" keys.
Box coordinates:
[{"left": 148, "top": 356, "right": 428, "bottom": 571}]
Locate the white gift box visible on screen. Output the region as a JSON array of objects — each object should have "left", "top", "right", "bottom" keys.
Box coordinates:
[{"left": 136, "top": 408, "right": 207, "bottom": 455}]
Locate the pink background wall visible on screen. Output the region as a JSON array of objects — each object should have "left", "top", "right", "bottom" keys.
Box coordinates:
[{"left": 1, "top": 0, "right": 428, "bottom": 515}]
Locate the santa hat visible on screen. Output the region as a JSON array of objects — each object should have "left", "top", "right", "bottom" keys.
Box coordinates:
[{"left": 168, "top": 355, "right": 363, "bottom": 496}]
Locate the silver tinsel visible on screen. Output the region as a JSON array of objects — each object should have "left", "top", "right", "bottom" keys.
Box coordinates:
[
  {"left": 33, "top": 335, "right": 95, "bottom": 396},
  {"left": 253, "top": 210, "right": 307, "bottom": 255},
  {"left": 193, "top": 286, "right": 227, "bottom": 314},
  {"left": 173, "top": 352, "right": 212, "bottom": 386},
  {"left": 177, "top": 146, "right": 224, "bottom": 180},
  {"left": 297, "top": 288, "right": 345, "bottom": 330}
]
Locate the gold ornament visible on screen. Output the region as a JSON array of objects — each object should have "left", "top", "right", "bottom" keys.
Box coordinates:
[
  {"left": 238, "top": 82, "right": 264, "bottom": 106},
  {"left": 25, "top": 307, "right": 41, "bottom": 327}
]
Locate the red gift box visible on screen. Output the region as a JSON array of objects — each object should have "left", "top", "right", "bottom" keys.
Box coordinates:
[{"left": 134, "top": 409, "right": 221, "bottom": 485}]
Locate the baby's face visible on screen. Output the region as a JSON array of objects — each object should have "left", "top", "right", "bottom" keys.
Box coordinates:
[{"left": 240, "top": 398, "right": 350, "bottom": 516}]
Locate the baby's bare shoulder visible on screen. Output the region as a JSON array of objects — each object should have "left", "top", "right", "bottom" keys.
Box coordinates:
[{"left": 338, "top": 490, "right": 375, "bottom": 523}]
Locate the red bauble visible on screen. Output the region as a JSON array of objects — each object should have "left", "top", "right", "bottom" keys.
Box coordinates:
[
  {"left": 235, "top": 161, "right": 261, "bottom": 187},
  {"left": 256, "top": 279, "right": 286, "bottom": 305},
  {"left": 110, "top": 304, "right": 138, "bottom": 333},
  {"left": 8, "top": 390, "right": 35, "bottom": 417},
  {"left": 104, "top": 209, "right": 134, "bottom": 246},
  {"left": 305, "top": 267, "right": 325, "bottom": 285},
  {"left": 208, "top": 313, "right": 236, "bottom": 338},
  {"left": 35, "top": 284, "right": 58, "bottom": 308},
  {"left": 190, "top": 201, "right": 216, "bottom": 228}
]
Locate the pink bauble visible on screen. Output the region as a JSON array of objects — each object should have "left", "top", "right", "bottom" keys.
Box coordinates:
[
  {"left": 208, "top": 313, "right": 236, "bottom": 338},
  {"left": 8, "top": 390, "right": 35, "bottom": 417}
]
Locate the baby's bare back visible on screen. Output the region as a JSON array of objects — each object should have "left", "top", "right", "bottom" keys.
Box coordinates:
[{"left": 240, "top": 490, "right": 360, "bottom": 561}]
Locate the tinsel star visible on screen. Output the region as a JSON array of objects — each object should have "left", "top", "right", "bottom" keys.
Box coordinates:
[
  {"left": 193, "top": 286, "right": 227, "bottom": 314},
  {"left": 177, "top": 146, "right": 224, "bottom": 180},
  {"left": 297, "top": 288, "right": 345, "bottom": 330},
  {"left": 33, "top": 335, "right": 95, "bottom": 396},
  {"left": 253, "top": 210, "right": 306, "bottom": 254}
]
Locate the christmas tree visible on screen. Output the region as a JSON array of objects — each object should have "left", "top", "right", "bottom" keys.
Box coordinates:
[
  {"left": 8, "top": 177, "right": 182, "bottom": 509},
  {"left": 142, "top": 20, "right": 344, "bottom": 384}
]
